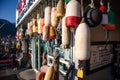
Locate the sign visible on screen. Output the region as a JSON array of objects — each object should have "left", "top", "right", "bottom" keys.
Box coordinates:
[
  {"left": 17, "top": 0, "right": 26, "bottom": 16},
  {"left": 16, "top": 0, "right": 39, "bottom": 25},
  {"left": 17, "top": 0, "right": 33, "bottom": 23},
  {"left": 89, "top": 44, "right": 113, "bottom": 70}
]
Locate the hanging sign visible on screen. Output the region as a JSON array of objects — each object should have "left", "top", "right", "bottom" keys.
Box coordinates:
[{"left": 17, "top": 0, "right": 39, "bottom": 24}]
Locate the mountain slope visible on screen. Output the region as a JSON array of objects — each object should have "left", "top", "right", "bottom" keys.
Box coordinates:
[{"left": 0, "top": 19, "right": 16, "bottom": 37}]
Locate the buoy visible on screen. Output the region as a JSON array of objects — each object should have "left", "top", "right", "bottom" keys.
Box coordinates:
[
  {"left": 37, "top": 12, "right": 40, "bottom": 19},
  {"left": 32, "top": 18, "right": 36, "bottom": 29},
  {"left": 38, "top": 5, "right": 45, "bottom": 34},
  {"left": 44, "top": 7, "right": 51, "bottom": 26},
  {"left": 29, "top": 19, "right": 33, "bottom": 28},
  {"left": 62, "top": 16, "right": 70, "bottom": 48},
  {"left": 51, "top": 7, "right": 58, "bottom": 27},
  {"left": 104, "top": 1, "right": 115, "bottom": 31},
  {"left": 44, "top": 66, "right": 55, "bottom": 80},
  {"left": 33, "top": 20, "right": 38, "bottom": 35},
  {"left": 56, "top": 0, "right": 65, "bottom": 18},
  {"left": 75, "top": 23, "right": 90, "bottom": 60},
  {"left": 36, "top": 71, "right": 45, "bottom": 80},
  {"left": 84, "top": 1, "right": 102, "bottom": 27},
  {"left": 38, "top": 18, "right": 44, "bottom": 34},
  {"left": 104, "top": 24, "right": 115, "bottom": 31},
  {"left": 65, "top": 0, "right": 81, "bottom": 28},
  {"left": 19, "top": 31, "right": 23, "bottom": 39},
  {"left": 49, "top": 26, "right": 56, "bottom": 40},
  {"left": 42, "top": 25, "right": 49, "bottom": 41},
  {"left": 99, "top": 3, "right": 108, "bottom": 25}
]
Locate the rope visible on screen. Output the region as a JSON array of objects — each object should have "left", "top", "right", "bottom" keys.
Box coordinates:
[
  {"left": 81, "top": 0, "right": 83, "bottom": 17},
  {"left": 89, "top": 0, "right": 94, "bottom": 8}
]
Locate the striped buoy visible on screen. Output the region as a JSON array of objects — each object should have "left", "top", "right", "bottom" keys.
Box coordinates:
[
  {"left": 104, "top": 1, "right": 115, "bottom": 31},
  {"left": 99, "top": 4, "right": 108, "bottom": 25},
  {"left": 65, "top": 0, "right": 81, "bottom": 28}
]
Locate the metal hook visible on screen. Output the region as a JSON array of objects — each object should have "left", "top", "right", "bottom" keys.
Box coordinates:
[
  {"left": 100, "top": 0, "right": 103, "bottom": 5},
  {"left": 91, "top": 0, "right": 94, "bottom": 5},
  {"left": 90, "top": 0, "right": 94, "bottom": 8}
]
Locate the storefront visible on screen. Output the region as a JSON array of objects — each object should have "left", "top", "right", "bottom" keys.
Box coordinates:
[{"left": 16, "top": 0, "right": 120, "bottom": 80}]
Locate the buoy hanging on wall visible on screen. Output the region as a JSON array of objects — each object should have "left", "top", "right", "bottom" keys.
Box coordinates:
[
  {"left": 75, "top": 23, "right": 90, "bottom": 60},
  {"left": 33, "top": 20, "right": 38, "bottom": 35},
  {"left": 38, "top": 19, "right": 44, "bottom": 34},
  {"left": 19, "top": 29, "right": 23, "bottom": 40},
  {"left": 49, "top": 26, "right": 56, "bottom": 40},
  {"left": 51, "top": 7, "right": 58, "bottom": 27},
  {"left": 44, "top": 7, "right": 51, "bottom": 26},
  {"left": 44, "top": 66, "right": 55, "bottom": 80},
  {"left": 43, "top": 1, "right": 51, "bottom": 41},
  {"left": 65, "top": 0, "right": 81, "bottom": 28},
  {"left": 16, "top": 30, "right": 20, "bottom": 40},
  {"left": 57, "top": 0, "right": 65, "bottom": 18},
  {"left": 99, "top": 0, "right": 108, "bottom": 25},
  {"left": 38, "top": 5, "right": 44, "bottom": 34},
  {"left": 62, "top": 16, "right": 70, "bottom": 48},
  {"left": 84, "top": 0, "right": 102, "bottom": 27},
  {"left": 37, "top": 10, "right": 40, "bottom": 20},
  {"left": 42, "top": 25, "right": 49, "bottom": 41},
  {"left": 104, "top": 1, "right": 115, "bottom": 31}
]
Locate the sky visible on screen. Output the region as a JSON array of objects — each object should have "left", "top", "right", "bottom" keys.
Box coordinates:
[{"left": 0, "top": 0, "right": 18, "bottom": 23}]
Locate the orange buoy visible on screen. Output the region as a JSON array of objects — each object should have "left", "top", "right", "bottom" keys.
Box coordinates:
[
  {"left": 38, "top": 18, "right": 44, "bottom": 34},
  {"left": 49, "top": 26, "right": 56, "bottom": 40}
]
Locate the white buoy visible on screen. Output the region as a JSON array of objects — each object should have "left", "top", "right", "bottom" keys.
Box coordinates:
[
  {"left": 44, "top": 7, "right": 51, "bottom": 26},
  {"left": 75, "top": 23, "right": 90, "bottom": 60},
  {"left": 51, "top": 7, "right": 58, "bottom": 27},
  {"left": 42, "top": 25, "right": 49, "bottom": 41},
  {"left": 62, "top": 16, "right": 70, "bottom": 47}
]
